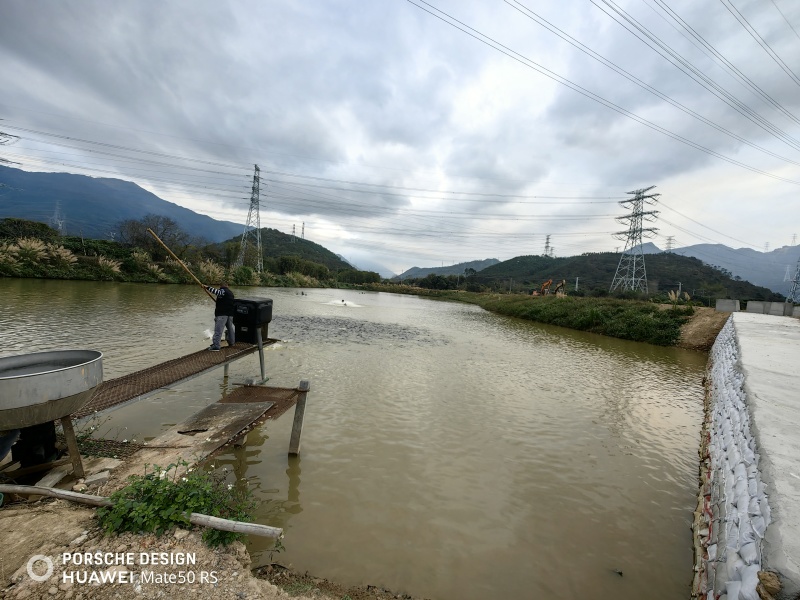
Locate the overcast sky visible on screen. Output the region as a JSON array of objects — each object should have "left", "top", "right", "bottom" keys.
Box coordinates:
[{"left": 1, "top": 0, "right": 799, "bottom": 275}]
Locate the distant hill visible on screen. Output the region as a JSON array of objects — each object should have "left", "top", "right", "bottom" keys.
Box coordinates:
[
  {"left": 674, "top": 243, "right": 800, "bottom": 295},
  {"left": 474, "top": 252, "right": 783, "bottom": 301},
  {"left": 639, "top": 242, "right": 662, "bottom": 254},
  {"left": 589, "top": 240, "right": 798, "bottom": 294},
  {"left": 343, "top": 255, "right": 395, "bottom": 279},
  {"left": 0, "top": 165, "right": 243, "bottom": 243},
  {"left": 396, "top": 258, "right": 499, "bottom": 279},
  {"left": 214, "top": 228, "right": 354, "bottom": 272}
]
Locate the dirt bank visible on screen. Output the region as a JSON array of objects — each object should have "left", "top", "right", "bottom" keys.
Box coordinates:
[
  {"left": 0, "top": 500, "right": 302, "bottom": 600},
  {"left": 677, "top": 307, "right": 731, "bottom": 351},
  {"left": 0, "top": 499, "right": 425, "bottom": 600}
]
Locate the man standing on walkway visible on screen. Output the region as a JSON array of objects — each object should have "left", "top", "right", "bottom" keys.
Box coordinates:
[{"left": 204, "top": 282, "right": 236, "bottom": 351}]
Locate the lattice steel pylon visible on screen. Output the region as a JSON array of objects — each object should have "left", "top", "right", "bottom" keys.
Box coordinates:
[
  {"left": 610, "top": 186, "right": 660, "bottom": 294},
  {"left": 787, "top": 258, "right": 800, "bottom": 303},
  {"left": 235, "top": 164, "right": 263, "bottom": 273}
]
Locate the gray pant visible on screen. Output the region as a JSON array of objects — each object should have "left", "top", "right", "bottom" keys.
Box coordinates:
[{"left": 212, "top": 315, "right": 235, "bottom": 348}]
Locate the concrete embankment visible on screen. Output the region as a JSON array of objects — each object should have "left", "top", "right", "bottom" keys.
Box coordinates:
[{"left": 694, "top": 312, "right": 799, "bottom": 599}]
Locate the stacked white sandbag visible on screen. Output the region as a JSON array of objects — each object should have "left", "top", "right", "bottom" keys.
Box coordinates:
[{"left": 701, "top": 319, "right": 771, "bottom": 600}]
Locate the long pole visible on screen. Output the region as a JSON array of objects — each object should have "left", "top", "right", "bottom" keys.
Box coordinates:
[{"left": 146, "top": 228, "right": 215, "bottom": 300}]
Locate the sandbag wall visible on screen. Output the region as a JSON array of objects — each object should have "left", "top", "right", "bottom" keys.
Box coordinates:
[{"left": 695, "top": 318, "right": 771, "bottom": 600}]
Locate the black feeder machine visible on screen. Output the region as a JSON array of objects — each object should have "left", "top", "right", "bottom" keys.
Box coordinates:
[{"left": 233, "top": 297, "right": 273, "bottom": 382}]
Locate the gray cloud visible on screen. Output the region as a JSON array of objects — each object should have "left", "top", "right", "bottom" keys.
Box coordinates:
[{"left": 1, "top": 0, "right": 799, "bottom": 274}]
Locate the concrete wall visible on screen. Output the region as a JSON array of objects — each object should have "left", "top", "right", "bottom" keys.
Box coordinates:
[
  {"left": 716, "top": 299, "right": 740, "bottom": 312},
  {"left": 766, "top": 302, "right": 785, "bottom": 316},
  {"left": 745, "top": 301, "right": 796, "bottom": 316},
  {"left": 745, "top": 301, "right": 765, "bottom": 313}
]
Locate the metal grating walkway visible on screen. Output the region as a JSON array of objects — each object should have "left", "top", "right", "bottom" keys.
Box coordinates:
[{"left": 75, "top": 340, "right": 278, "bottom": 418}]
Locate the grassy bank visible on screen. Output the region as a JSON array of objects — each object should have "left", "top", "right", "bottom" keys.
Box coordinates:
[
  {"left": 361, "top": 284, "right": 695, "bottom": 346},
  {"left": 476, "top": 294, "right": 694, "bottom": 346}
]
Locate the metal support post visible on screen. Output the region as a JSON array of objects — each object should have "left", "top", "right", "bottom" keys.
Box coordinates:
[{"left": 255, "top": 327, "right": 266, "bottom": 383}]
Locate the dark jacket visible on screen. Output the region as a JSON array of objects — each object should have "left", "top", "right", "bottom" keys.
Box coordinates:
[{"left": 206, "top": 285, "right": 236, "bottom": 317}]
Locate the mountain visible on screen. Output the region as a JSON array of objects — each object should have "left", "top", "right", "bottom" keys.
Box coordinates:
[
  {"left": 343, "top": 256, "right": 395, "bottom": 278},
  {"left": 673, "top": 243, "right": 800, "bottom": 294},
  {"left": 214, "top": 228, "right": 354, "bottom": 272},
  {"left": 473, "top": 252, "right": 782, "bottom": 301},
  {"left": 639, "top": 242, "right": 662, "bottom": 254},
  {"left": 0, "top": 165, "right": 243, "bottom": 243},
  {"left": 396, "top": 258, "right": 500, "bottom": 280}
]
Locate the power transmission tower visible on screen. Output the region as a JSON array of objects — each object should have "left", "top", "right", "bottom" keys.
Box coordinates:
[
  {"left": 235, "top": 164, "right": 263, "bottom": 273},
  {"left": 792, "top": 233, "right": 797, "bottom": 246},
  {"left": 764, "top": 242, "right": 770, "bottom": 253},
  {"left": 610, "top": 186, "right": 660, "bottom": 293},
  {"left": 787, "top": 259, "right": 800, "bottom": 303},
  {"left": 543, "top": 235, "right": 551, "bottom": 257},
  {"left": 785, "top": 265, "right": 792, "bottom": 282},
  {"left": 50, "top": 200, "right": 65, "bottom": 236},
  {"left": 788, "top": 258, "right": 800, "bottom": 303},
  {"left": 292, "top": 224, "right": 296, "bottom": 242},
  {"left": 665, "top": 235, "right": 675, "bottom": 252},
  {"left": 302, "top": 222, "right": 305, "bottom": 240}
]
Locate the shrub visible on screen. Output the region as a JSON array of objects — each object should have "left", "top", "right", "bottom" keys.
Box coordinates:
[
  {"left": 15, "top": 237, "right": 48, "bottom": 264},
  {"left": 231, "top": 265, "right": 259, "bottom": 285},
  {"left": 197, "top": 258, "right": 225, "bottom": 284},
  {"left": 97, "top": 256, "right": 122, "bottom": 279},
  {"left": 130, "top": 249, "right": 151, "bottom": 267},
  {"left": 97, "top": 461, "right": 257, "bottom": 547},
  {"left": 0, "top": 241, "right": 19, "bottom": 265},
  {"left": 47, "top": 244, "right": 78, "bottom": 268},
  {"left": 146, "top": 263, "right": 165, "bottom": 281}
]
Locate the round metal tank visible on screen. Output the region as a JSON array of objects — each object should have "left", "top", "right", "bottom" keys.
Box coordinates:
[{"left": 0, "top": 350, "right": 103, "bottom": 430}]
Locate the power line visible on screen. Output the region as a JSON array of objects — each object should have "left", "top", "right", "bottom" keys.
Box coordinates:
[
  {"left": 643, "top": 0, "right": 800, "bottom": 129},
  {"left": 718, "top": 0, "right": 800, "bottom": 88},
  {"left": 506, "top": 0, "right": 800, "bottom": 166},
  {"left": 768, "top": 0, "right": 800, "bottom": 43},
  {"left": 405, "top": 0, "right": 800, "bottom": 185},
  {"left": 593, "top": 0, "right": 800, "bottom": 151}
]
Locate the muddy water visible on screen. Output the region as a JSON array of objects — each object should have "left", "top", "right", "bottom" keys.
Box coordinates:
[{"left": 1, "top": 279, "right": 707, "bottom": 599}]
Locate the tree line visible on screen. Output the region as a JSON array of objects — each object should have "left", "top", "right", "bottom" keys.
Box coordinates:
[{"left": 0, "top": 216, "right": 380, "bottom": 287}]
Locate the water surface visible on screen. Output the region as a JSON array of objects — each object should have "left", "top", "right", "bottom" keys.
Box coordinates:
[{"left": 1, "top": 279, "right": 707, "bottom": 599}]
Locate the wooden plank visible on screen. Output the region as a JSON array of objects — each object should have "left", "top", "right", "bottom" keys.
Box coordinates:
[
  {"left": 34, "top": 463, "right": 72, "bottom": 489},
  {"left": 60, "top": 416, "right": 85, "bottom": 478},
  {"left": 108, "top": 401, "right": 273, "bottom": 488},
  {"left": 288, "top": 380, "right": 310, "bottom": 456}
]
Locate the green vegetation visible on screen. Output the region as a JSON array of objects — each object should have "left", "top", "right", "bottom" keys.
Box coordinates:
[
  {"left": 359, "top": 286, "right": 695, "bottom": 346},
  {"left": 97, "top": 461, "right": 256, "bottom": 547},
  {"left": 469, "top": 252, "right": 782, "bottom": 302},
  {"left": 477, "top": 294, "right": 694, "bottom": 346},
  {"left": 0, "top": 217, "right": 379, "bottom": 288}
]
